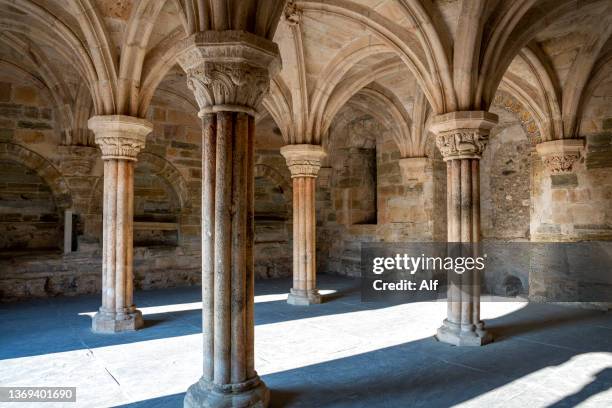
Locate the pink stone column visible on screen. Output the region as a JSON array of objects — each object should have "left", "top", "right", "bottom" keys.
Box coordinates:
[
  {"left": 280, "top": 144, "right": 326, "bottom": 306},
  {"left": 88, "top": 115, "right": 153, "bottom": 333},
  {"left": 177, "top": 31, "right": 280, "bottom": 408},
  {"left": 430, "top": 111, "right": 498, "bottom": 346}
]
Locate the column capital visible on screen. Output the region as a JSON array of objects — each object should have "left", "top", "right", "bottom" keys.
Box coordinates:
[
  {"left": 177, "top": 31, "right": 281, "bottom": 116},
  {"left": 535, "top": 138, "right": 584, "bottom": 174},
  {"left": 429, "top": 111, "right": 498, "bottom": 161},
  {"left": 280, "top": 144, "right": 327, "bottom": 178},
  {"left": 88, "top": 115, "right": 152, "bottom": 161},
  {"left": 284, "top": 1, "right": 302, "bottom": 26}
]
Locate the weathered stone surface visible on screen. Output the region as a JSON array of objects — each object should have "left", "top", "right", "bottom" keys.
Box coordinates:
[
  {"left": 551, "top": 173, "right": 579, "bottom": 188},
  {"left": 89, "top": 115, "right": 153, "bottom": 333}
]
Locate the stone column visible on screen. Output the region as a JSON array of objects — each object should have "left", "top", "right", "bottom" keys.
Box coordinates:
[
  {"left": 88, "top": 115, "right": 152, "bottom": 333},
  {"left": 430, "top": 111, "right": 498, "bottom": 346},
  {"left": 280, "top": 144, "right": 326, "bottom": 306},
  {"left": 177, "top": 31, "right": 280, "bottom": 408}
]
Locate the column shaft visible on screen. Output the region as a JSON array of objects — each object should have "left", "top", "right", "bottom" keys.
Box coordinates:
[
  {"left": 430, "top": 110, "right": 498, "bottom": 347},
  {"left": 178, "top": 29, "right": 280, "bottom": 408},
  {"left": 280, "top": 144, "right": 327, "bottom": 306},
  {"left": 202, "top": 114, "right": 216, "bottom": 382},
  {"left": 89, "top": 115, "right": 151, "bottom": 334},
  {"left": 186, "top": 112, "right": 268, "bottom": 408}
]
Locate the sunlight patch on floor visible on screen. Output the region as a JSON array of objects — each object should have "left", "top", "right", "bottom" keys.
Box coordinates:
[
  {"left": 1, "top": 300, "right": 530, "bottom": 407},
  {"left": 460, "top": 352, "right": 612, "bottom": 407},
  {"left": 77, "top": 290, "right": 339, "bottom": 318}
]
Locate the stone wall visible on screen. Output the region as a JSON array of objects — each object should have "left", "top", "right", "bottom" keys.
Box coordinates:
[
  {"left": 2, "top": 67, "right": 611, "bottom": 303},
  {"left": 0, "top": 71, "right": 297, "bottom": 301},
  {"left": 316, "top": 106, "right": 447, "bottom": 277},
  {"left": 531, "top": 138, "right": 612, "bottom": 242},
  {"left": 253, "top": 148, "right": 293, "bottom": 279},
  {"left": 481, "top": 106, "right": 532, "bottom": 241},
  {"left": 532, "top": 67, "right": 612, "bottom": 242},
  {"left": 0, "top": 160, "right": 61, "bottom": 251}
]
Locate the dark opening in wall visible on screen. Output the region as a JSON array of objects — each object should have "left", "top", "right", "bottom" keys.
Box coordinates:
[
  {"left": 0, "top": 160, "right": 61, "bottom": 253},
  {"left": 352, "top": 146, "right": 377, "bottom": 225}
]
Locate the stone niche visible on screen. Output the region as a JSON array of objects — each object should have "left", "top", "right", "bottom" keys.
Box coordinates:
[
  {"left": 0, "top": 160, "right": 61, "bottom": 253},
  {"left": 332, "top": 115, "right": 378, "bottom": 226}
]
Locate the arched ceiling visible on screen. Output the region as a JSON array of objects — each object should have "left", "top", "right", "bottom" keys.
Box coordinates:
[{"left": 0, "top": 0, "right": 609, "bottom": 153}]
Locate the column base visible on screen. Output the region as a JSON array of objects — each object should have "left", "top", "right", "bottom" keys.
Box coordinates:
[
  {"left": 184, "top": 375, "right": 269, "bottom": 408},
  {"left": 92, "top": 309, "right": 143, "bottom": 333},
  {"left": 435, "top": 319, "right": 492, "bottom": 347},
  {"left": 287, "top": 289, "right": 322, "bottom": 306}
]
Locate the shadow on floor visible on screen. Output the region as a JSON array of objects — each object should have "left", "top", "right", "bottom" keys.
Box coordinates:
[
  {"left": 0, "top": 274, "right": 398, "bottom": 359},
  {"left": 117, "top": 302, "right": 612, "bottom": 408},
  {"left": 546, "top": 368, "right": 612, "bottom": 408},
  {"left": 116, "top": 393, "right": 185, "bottom": 408},
  {"left": 257, "top": 304, "right": 612, "bottom": 407},
  {"left": 2, "top": 275, "right": 612, "bottom": 408}
]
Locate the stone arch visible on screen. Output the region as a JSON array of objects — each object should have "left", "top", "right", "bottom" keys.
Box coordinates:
[
  {"left": 138, "top": 153, "right": 192, "bottom": 211},
  {"left": 491, "top": 91, "right": 541, "bottom": 145},
  {"left": 254, "top": 164, "right": 292, "bottom": 213},
  {"left": 0, "top": 143, "right": 72, "bottom": 210},
  {"left": 88, "top": 152, "right": 192, "bottom": 215}
]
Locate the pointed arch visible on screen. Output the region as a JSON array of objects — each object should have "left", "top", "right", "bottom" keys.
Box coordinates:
[
  {"left": 298, "top": 0, "right": 450, "bottom": 114},
  {"left": 0, "top": 0, "right": 103, "bottom": 113},
  {"left": 561, "top": 15, "right": 612, "bottom": 138},
  {"left": 476, "top": 0, "right": 583, "bottom": 110},
  {"left": 263, "top": 77, "right": 294, "bottom": 144},
  {"left": 350, "top": 85, "right": 413, "bottom": 158},
  {"left": 576, "top": 50, "right": 612, "bottom": 135},
  {"left": 118, "top": 0, "right": 168, "bottom": 116},
  {"left": 0, "top": 143, "right": 72, "bottom": 210},
  {"left": 516, "top": 44, "right": 562, "bottom": 140}
]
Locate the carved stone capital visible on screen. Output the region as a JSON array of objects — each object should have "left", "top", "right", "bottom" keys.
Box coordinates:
[
  {"left": 429, "top": 111, "right": 498, "bottom": 161},
  {"left": 88, "top": 115, "right": 153, "bottom": 161},
  {"left": 177, "top": 31, "right": 281, "bottom": 115},
  {"left": 280, "top": 144, "right": 327, "bottom": 178},
  {"left": 535, "top": 139, "right": 584, "bottom": 174},
  {"left": 57, "top": 145, "right": 98, "bottom": 175},
  {"left": 284, "top": 1, "right": 302, "bottom": 26}
]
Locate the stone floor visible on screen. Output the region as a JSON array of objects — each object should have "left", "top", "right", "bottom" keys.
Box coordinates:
[{"left": 1, "top": 274, "right": 611, "bottom": 407}]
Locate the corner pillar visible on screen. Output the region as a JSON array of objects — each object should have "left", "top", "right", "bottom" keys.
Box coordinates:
[
  {"left": 430, "top": 111, "right": 498, "bottom": 346},
  {"left": 280, "top": 144, "right": 326, "bottom": 306},
  {"left": 178, "top": 31, "right": 281, "bottom": 408},
  {"left": 88, "top": 115, "right": 152, "bottom": 333}
]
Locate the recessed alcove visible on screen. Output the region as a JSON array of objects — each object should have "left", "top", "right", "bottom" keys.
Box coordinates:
[{"left": 0, "top": 160, "right": 62, "bottom": 254}]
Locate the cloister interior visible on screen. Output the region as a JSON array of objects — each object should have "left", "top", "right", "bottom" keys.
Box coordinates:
[{"left": 0, "top": 0, "right": 612, "bottom": 407}]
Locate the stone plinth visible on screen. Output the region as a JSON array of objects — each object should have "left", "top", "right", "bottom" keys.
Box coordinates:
[
  {"left": 430, "top": 111, "right": 498, "bottom": 347},
  {"left": 89, "top": 115, "right": 152, "bottom": 333},
  {"left": 280, "top": 144, "right": 326, "bottom": 306}
]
